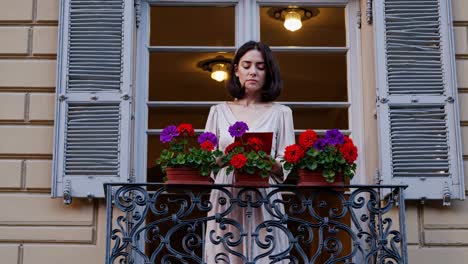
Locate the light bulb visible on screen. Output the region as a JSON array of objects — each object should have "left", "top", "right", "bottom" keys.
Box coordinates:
[
  {"left": 211, "top": 63, "right": 228, "bottom": 82},
  {"left": 284, "top": 11, "right": 302, "bottom": 32}
]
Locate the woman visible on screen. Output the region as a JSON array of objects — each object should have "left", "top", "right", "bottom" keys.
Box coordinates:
[{"left": 204, "top": 41, "right": 295, "bottom": 264}]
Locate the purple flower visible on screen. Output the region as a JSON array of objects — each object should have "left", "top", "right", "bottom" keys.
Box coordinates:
[
  {"left": 198, "top": 132, "right": 218, "bottom": 147},
  {"left": 228, "top": 121, "right": 249, "bottom": 138},
  {"left": 160, "top": 125, "right": 179, "bottom": 143},
  {"left": 324, "top": 129, "right": 345, "bottom": 146},
  {"left": 313, "top": 138, "right": 329, "bottom": 150}
]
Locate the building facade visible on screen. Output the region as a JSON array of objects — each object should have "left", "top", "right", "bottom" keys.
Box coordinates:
[{"left": 0, "top": 0, "right": 467, "bottom": 263}]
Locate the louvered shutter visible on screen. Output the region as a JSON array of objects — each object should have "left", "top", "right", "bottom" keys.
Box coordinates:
[
  {"left": 52, "top": 0, "right": 133, "bottom": 203},
  {"left": 374, "top": 0, "right": 464, "bottom": 202}
]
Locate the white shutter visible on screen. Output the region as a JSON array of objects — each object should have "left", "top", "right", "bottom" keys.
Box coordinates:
[
  {"left": 374, "top": 0, "right": 464, "bottom": 202},
  {"left": 52, "top": 0, "right": 133, "bottom": 203}
]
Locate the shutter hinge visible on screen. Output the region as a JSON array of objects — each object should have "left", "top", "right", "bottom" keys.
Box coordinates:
[
  {"left": 63, "top": 179, "right": 72, "bottom": 205},
  {"left": 366, "top": 0, "right": 373, "bottom": 25},
  {"left": 442, "top": 182, "right": 451, "bottom": 206},
  {"left": 134, "top": 0, "right": 142, "bottom": 28},
  {"left": 128, "top": 168, "right": 136, "bottom": 183},
  {"left": 377, "top": 96, "right": 388, "bottom": 104},
  {"left": 121, "top": 93, "right": 131, "bottom": 100},
  {"left": 58, "top": 94, "right": 67, "bottom": 102},
  {"left": 357, "top": 11, "right": 362, "bottom": 29},
  {"left": 375, "top": 169, "right": 382, "bottom": 185}
]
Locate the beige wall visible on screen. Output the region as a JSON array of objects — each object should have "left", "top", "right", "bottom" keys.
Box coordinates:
[
  {"left": 0, "top": 0, "right": 467, "bottom": 263},
  {"left": 0, "top": 0, "right": 106, "bottom": 263}
]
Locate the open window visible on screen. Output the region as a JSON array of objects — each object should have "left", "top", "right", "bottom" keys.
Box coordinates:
[{"left": 137, "top": 0, "right": 364, "bottom": 184}]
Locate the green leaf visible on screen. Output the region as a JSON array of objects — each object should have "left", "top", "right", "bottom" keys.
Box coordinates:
[
  {"left": 306, "top": 148, "right": 319, "bottom": 157},
  {"left": 306, "top": 162, "right": 317, "bottom": 171},
  {"left": 175, "top": 154, "right": 185, "bottom": 164},
  {"left": 248, "top": 152, "right": 259, "bottom": 160},
  {"left": 325, "top": 176, "right": 334, "bottom": 183},
  {"left": 336, "top": 156, "right": 346, "bottom": 164},
  {"left": 323, "top": 170, "right": 335, "bottom": 177},
  {"left": 201, "top": 167, "right": 209, "bottom": 176},
  {"left": 186, "top": 156, "right": 194, "bottom": 163}
]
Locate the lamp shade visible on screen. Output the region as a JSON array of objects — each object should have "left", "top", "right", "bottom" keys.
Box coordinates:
[
  {"left": 284, "top": 11, "right": 302, "bottom": 31},
  {"left": 210, "top": 63, "right": 228, "bottom": 82}
]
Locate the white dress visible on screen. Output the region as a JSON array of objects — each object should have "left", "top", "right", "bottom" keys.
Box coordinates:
[{"left": 204, "top": 102, "right": 295, "bottom": 264}]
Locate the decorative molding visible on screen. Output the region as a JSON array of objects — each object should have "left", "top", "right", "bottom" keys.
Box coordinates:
[
  {"left": 0, "top": 121, "right": 54, "bottom": 125},
  {"left": 0, "top": 154, "right": 53, "bottom": 160},
  {"left": 0, "top": 87, "right": 55, "bottom": 93},
  {"left": 453, "top": 21, "right": 468, "bottom": 27}
]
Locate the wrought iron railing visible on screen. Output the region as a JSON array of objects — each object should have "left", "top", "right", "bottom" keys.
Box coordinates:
[{"left": 105, "top": 183, "right": 408, "bottom": 264}]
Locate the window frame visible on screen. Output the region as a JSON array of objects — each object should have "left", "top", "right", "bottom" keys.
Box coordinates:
[{"left": 133, "top": 0, "right": 365, "bottom": 184}]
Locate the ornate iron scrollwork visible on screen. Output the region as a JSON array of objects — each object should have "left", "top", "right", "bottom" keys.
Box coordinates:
[{"left": 104, "top": 183, "right": 408, "bottom": 263}]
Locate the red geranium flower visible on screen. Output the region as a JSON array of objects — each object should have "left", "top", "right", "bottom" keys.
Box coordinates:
[
  {"left": 177, "top": 123, "right": 195, "bottom": 136},
  {"left": 343, "top": 136, "right": 354, "bottom": 145},
  {"left": 340, "top": 143, "right": 358, "bottom": 163},
  {"left": 284, "top": 144, "right": 305, "bottom": 164},
  {"left": 200, "top": 141, "right": 214, "bottom": 151},
  {"left": 230, "top": 154, "right": 247, "bottom": 169},
  {"left": 298, "top": 130, "right": 318, "bottom": 149},
  {"left": 225, "top": 141, "right": 241, "bottom": 154},
  {"left": 247, "top": 137, "right": 263, "bottom": 151}
]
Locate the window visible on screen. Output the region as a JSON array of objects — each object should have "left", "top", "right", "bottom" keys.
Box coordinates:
[
  {"left": 52, "top": 0, "right": 464, "bottom": 202},
  {"left": 134, "top": 0, "right": 364, "bottom": 184}
]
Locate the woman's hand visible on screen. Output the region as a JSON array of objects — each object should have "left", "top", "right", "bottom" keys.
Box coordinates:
[
  {"left": 271, "top": 160, "right": 283, "bottom": 176},
  {"left": 216, "top": 156, "right": 225, "bottom": 167}
]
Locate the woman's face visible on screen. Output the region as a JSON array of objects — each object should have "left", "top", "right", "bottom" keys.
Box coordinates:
[{"left": 234, "top": 49, "right": 266, "bottom": 97}]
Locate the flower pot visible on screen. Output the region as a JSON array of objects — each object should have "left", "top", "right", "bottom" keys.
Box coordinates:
[
  {"left": 297, "top": 169, "right": 345, "bottom": 188},
  {"left": 165, "top": 167, "right": 213, "bottom": 185},
  {"left": 234, "top": 171, "right": 270, "bottom": 187}
]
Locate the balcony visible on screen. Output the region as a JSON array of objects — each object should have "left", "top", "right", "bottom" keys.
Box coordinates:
[{"left": 105, "top": 183, "right": 408, "bottom": 264}]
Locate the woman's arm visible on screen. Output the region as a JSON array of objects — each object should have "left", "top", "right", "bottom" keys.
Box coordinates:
[{"left": 272, "top": 105, "right": 296, "bottom": 182}]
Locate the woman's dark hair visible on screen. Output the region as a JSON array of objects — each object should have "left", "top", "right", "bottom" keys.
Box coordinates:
[{"left": 226, "top": 41, "right": 283, "bottom": 102}]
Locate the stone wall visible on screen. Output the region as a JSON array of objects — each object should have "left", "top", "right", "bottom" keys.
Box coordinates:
[{"left": 0, "top": 0, "right": 106, "bottom": 263}]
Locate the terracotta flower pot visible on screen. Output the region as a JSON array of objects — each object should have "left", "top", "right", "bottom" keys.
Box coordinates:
[
  {"left": 165, "top": 167, "right": 213, "bottom": 185},
  {"left": 297, "top": 169, "right": 345, "bottom": 188},
  {"left": 234, "top": 171, "right": 270, "bottom": 187}
]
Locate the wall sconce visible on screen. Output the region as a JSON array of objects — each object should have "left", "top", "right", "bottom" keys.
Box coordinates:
[
  {"left": 197, "top": 56, "right": 231, "bottom": 82},
  {"left": 268, "top": 7, "right": 319, "bottom": 32}
]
